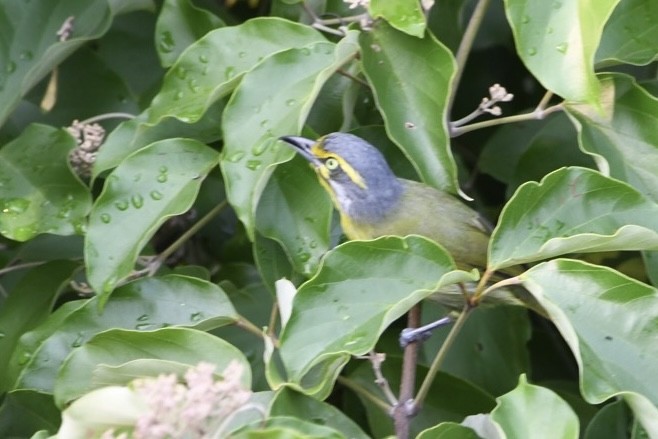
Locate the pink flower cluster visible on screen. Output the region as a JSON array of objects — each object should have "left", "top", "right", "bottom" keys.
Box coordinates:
[{"left": 102, "top": 361, "right": 251, "bottom": 439}]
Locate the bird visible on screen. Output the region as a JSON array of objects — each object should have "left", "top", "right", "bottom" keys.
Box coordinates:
[{"left": 279, "top": 132, "right": 491, "bottom": 272}]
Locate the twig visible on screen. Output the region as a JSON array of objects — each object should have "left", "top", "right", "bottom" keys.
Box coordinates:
[
  {"left": 413, "top": 302, "right": 472, "bottom": 408},
  {"left": 337, "top": 376, "right": 392, "bottom": 413},
  {"left": 367, "top": 351, "right": 398, "bottom": 406},
  {"left": 335, "top": 69, "right": 371, "bottom": 88},
  {"left": 131, "top": 201, "right": 227, "bottom": 279},
  {"left": 302, "top": 1, "right": 369, "bottom": 36},
  {"left": 0, "top": 261, "right": 46, "bottom": 276},
  {"left": 450, "top": 102, "right": 563, "bottom": 137},
  {"left": 392, "top": 304, "right": 422, "bottom": 439},
  {"left": 447, "top": 0, "right": 492, "bottom": 116},
  {"left": 267, "top": 301, "right": 279, "bottom": 339}
]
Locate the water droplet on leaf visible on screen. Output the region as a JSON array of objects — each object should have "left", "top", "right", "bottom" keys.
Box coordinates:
[
  {"left": 175, "top": 66, "right": 187, "bottom": 79},
  {"left": 246, "top": 160, "right": 261, "bottom": 170},
  {"left": 228, "top": 151, "right": 245, "bottom": 163},
  {"left": 114, "top": 200, "right": 129, "bottom": 211},
  {"left": 150, "top": 190, "right": 163, "bottom": 200},
  {"left": 160, "top": 31, "right": 175, "bottom": 53},
  {"left": 251, "top": 142, "right": 268, "bottom": 156},
  {"left": 131, "top": 194, "right": 144, "bottom": 209},
  {"left": 100, "top": 213, "right": 111, "bottom": 223},
  {"left": 556, "top": 42, "right": 568, "bottom": 53},
  {"left": 190, "top": 312, "right": 203, "bottom": 322}
]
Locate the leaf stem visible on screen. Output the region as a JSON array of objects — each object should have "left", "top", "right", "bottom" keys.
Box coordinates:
[
  {"left": 0, "top": 261, "right": 47, "bottom": 276},
  {"left": 366, "top": 351, "right": 398, "bottom": 406},
  {"left": 80, "top": 112, "right": 136, "bottom": 125},
  {"left": 132, "top": 201, "right": 227, "bottom": 278},
  {"left": 447, "top": 0, "right": 491, "bottom": 116},
  {"left": 235, "top": 315, "right": 267, "bottom": 340},
  {"left": 413, "top": 303, "right": 472, "bottom": 408},
  {"left": 450, "top": 102, "right": 563, "bottom": 137},
  {"left": 337, "top": 375, "right": 392, "bottom": 413}
]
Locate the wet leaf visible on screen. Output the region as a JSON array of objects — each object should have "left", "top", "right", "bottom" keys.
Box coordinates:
[
  {"left": 0, "top": 124, "right": 91, "bottom": 241},
  {"left": 85, "top": 138, "right": 218, "bottom": 299}
]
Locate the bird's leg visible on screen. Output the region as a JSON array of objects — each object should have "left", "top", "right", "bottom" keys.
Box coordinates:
[{"left": 399, "top": 316, "right": 454, "bottom": 347}]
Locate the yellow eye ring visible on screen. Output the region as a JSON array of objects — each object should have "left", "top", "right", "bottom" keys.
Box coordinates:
[{"left": 325, "top": 158, "right": 340, "bottom": 170}]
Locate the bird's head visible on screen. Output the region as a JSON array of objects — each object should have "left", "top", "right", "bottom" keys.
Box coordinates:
[{"left": 280, "top": 132, "right": 403, "bottom": 223}]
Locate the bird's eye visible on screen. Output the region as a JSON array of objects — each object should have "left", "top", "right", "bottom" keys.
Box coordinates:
[{"left": 325, "top": 158, "right": 340, "bottom": 170}]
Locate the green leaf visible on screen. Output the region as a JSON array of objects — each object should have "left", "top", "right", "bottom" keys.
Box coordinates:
[
  {"left": 92, "top": 102, "right": 224, "bottom": 179},
  {"left": 504, "top": 0, "right": 619, "bottom": 105},
  {"left": 85, "top": 138, "right": 218, "bottom": 298},
  {"left": 360, "top": 22, "right": 458, "bottom": 192},
  {"left": 421, "top": 305, "right": 531, "bottom": 396},
  {"left": 9, "top": 274, "right": 237, "bottom": 395},
  {"left": 0, "top": 261, "right": 79, "bottom": 392},
  {"left": 489, "top": 167, "right": 658, "bottom": 270},
  {"left": 491, "top": 375, "right": 579, "bottom": 439},
  {"left": 278, "top": 236, "right": 475, "bottom": 397},
  {"left": 565, "top": 74, "right": 658, "bottom": 203},
  {"left": 416, "top": 423, "right": 481, "bottom": 439},
  {"left": 0, "top": 390, "right": 59, "bottom": 438},
  {"left": 478, "top": 113, "right": 593, "bottom": 196},
  {"left": 0, "top": 124, "right": 91, "bottom": 241},
  {"left": 520, "top": 259, "right": 658, "bottom": 436},
  {"left": 221, "top": 32, "right": 359, "bottom": 239},
  {"left": 155, "top": 0, "right": 224, "bottom": 67},
  {"left": 584, "top": 400, "right": 631, "bottom": 439},
  {"left": 596, "top": 0, "right": 658, "bottom": 66},
  {"left": 255, "top": 156, "right": 332, "bottom": 276},
  {"left": 369, "top": 0, "right": 426, "bottom": 37},
  {"left": 55, "top": 327, "right": 249, "bottom": 407},
  {"left": 147, "top": 17, "right": 326, "bottom": 124},
  {"left": 234, "top": 416, "right": 345, "bottom": 439},
  {"left": 269, "top": 388, "right": 369, "bottom": 439},
  {"left": 0, "top": 0, "right": 153, "bottom": 127}
]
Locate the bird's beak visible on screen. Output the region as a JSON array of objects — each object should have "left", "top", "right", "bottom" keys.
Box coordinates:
[{"left": 279, "top": 136, "right": 321, "bottom": 166}]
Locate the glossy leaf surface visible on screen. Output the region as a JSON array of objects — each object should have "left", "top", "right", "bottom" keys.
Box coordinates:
[
  {"left": 520, "top": 259, "right": 658, "bottom": 436},
  {"left": 0, "top": 125, "right": 91, "bottom": 241},
  {"left": 0, "top": 0, "right": 153, "bottom": 127},
  {"left": 55, "top": 327, "right": 249, "bottom": 406},
  {"left": 504, "top": 0, "right": 618, "bottom": 105},
  {"left": 255, "top": 156, "right": 332, "bottom": 276},
  {"left": 147, "top": 17, "right": 325, "bottom": 123},
  {"left": 0, "top": 261, "right": 79, "bottom": 392},
  {"left": 490, "top": 167, "right": 658, "bottom": 269},
  {"left": 9, "top": 275, "right": 236, "bottom": 394},
  {"left": 491, "top": 375, "right": 579, "bottom": 439},
  {"left": 360, "top": 22, "right": 458, "bottom": 192},
  {"left": 85, "top": 138, "right": 218, "bottom": 298},
  {"left": 278, "top": 236, "right": 475, "bottom": 396},
  {"left": 221, "top": 33, "right": 359, "bottom": 238},
  {"left": 155, "top": 0, "right": 224, "bottom": 67},
  {"left": 566, "top": 74, "right": 658, "bottom": 202},
  {"left": 369, "top": 0, "right": 426, "bottom": 37},
  {"left": 596, "top": 0, "right": 658, "bottom": 66}
]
